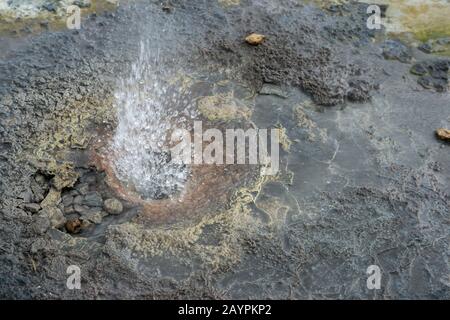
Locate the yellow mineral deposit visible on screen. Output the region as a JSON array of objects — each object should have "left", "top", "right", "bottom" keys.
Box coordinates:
[{"left": 197, "top": 93, "right": 252, "bottom": 121}]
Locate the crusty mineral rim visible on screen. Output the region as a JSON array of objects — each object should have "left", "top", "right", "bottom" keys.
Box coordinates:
[{"left": 89, "top": 127, "right": 259, "bottom": 224}]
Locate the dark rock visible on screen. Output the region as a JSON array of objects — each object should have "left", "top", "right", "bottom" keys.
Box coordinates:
[
  {"left": 30, "top": 239, "right": 47, "bottom": 253},
  {"left": 259, "top": 84, "right": 288, "bottom": 98},
  {"left": 42, "top": 3, "right": 57, "bottom": 12},
  {"left": 23, "top": 203, "right": 41, "bottom": 214},
  {"left": 74, "top": 0, "right": 91, "bottom": 8},
  {"left": 83, "top": 192, "right": 103, "bottom": 207},
  {"left": 73, "top": 195, "right": 83, "bottom": 205},
  {"left": 68, "top": 189, "right": 80, "bottom": 197},
  {"left": 64, "top": 205, "right": 77, "bottom": 215},
  {"left": 419, "top": 37, "right": 450, "bottom": 54},
  {"left": 418, "top": 76, "right": 434, "bottom": 89},
  {"left": 162, "top": 2, "right": 172, "bottom": 13},
  {"left": 382, "top": 40, "right": 412, "bottom": 63},
  {"left": 80, "top": 174, "right": 96, "bottom": 184},
  {"left": 61, "top": 194, "right": 74, "bottom": 207},
  {"left": 30, "top": 182, "right": 45, "bottom": 203},
  {"left": 411, "top": 60, "right": 450, "bottom": 92},
  {"left": 419, "top": 43, "right": 433, "bottom": 54},
  {"left": 41, "top": 207, "right": 66, "bottom": 229},
  {"left": 81, "top": 209, "right": 103, "bottom": 224},
  {"left": 32, "top": 215, "right": 50, "bottom": 234},
  {"left": 19, "top": 191, "right": 33, "bottom": 203},
  {"left": 410, "top": 63, "right": 428, "bottom": 76},
  {"left": 47, "top": 228, "right": 71, "bottom": 241},
  {"left": 347, "top": 79, "right": 372, "bottom": 102},
  {"left": 76, "top": 183, "right": 89, "bottom": 195},
  {"left": 74, "top": 204, "right": 89, "bottom": 214},
  {"left": 34, "top": 174, "right": 47, "bottom": 186},
  {"left": 40, "top": 188, "right": 61, "bottom": 208}
]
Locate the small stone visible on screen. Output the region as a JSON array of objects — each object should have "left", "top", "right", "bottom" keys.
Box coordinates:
[
  {"left": 47, "top": 228, "right": 71, "bottom": 241},
  {"left": 410, "top": 62, "right": 428, "bottom": 76},
  {"left": 104, "top": 198, "right": 123, "bottom": 215},
  {"left": 30, "top": 239, "right": 47, "bottom": 253},
  {"left": 68, "top": 189, "right": 80, "bottom": 197},
  {"left": 32, "top": 215, "right": 50, "bottom": 234},
  {"left": 65, "top": 219, "right": 82, "bottom": 234},
  {"left": 77, "top": 183, "right": 89, "bottom": 195},
  {"left": 382, "top": 40, "right": 412, "bottom": 63},
  {"left": 74, "top": 204, "right": 89, "bottom": 214},
  {"left": 259, "top": 84, "right": 288, "bottom": 98},
  {"left": 81, "top": 209, "right": 103, "bottom": 224},
  {"left": 418, "top": 75, "right": 434, "bottom": 89},
  {"left": 245, "top": 33, "right": 265, "bottom": 45},
  {"left": 41, "top": 207, "right": 66, "bottom": 229},
  {"left": 80, "top": 174, "right": 96, "bottom": 184},
  {"left": 31, "top": 179, "right": 47, "bottom": 202},
  {"left": 436, "top": 128, "right": 450, "bottom": 142},
  {"left": 419, "top": 37, "right": 450, "bottom": 54},
  {"left": 80, "top": 219, "right": 92, "bottom": 230},
  {"left": 411, "top": 60, "right": 449, "bottom": 92},
  {"left": 83, "top": 192, "right": 103, "bottom": 207},
  {"left": 73, "top": 195, "right": 83, "bottom": 205},
  {"left": 24, "top": 203, "right": 41, "bottom": 214},
  {"left": 19, "top": 190, "right": 33, "bottom": 203},
  {"left": 61, "top": 194, "right": 74, "bottom": 207},
  {"left": 419, "top": 42, "right": 433, "bottom": 54},
  {"left": 162, "top": 4, "right": 172, "bottom": 12},
  {"left": 48, "top": 162, "right": 79, "bottom": 190},
  {"left": 31, "top": 190, "right": 45, "bottom": 203},
  {"left": 100, "top": 211, "right": 109, "bottom": 218},
  {"left": 64, "top": 205, "right": 77, "bottom": 215},
  {"left": 40, "top": 188, "right": 61, "bottom": 208},
  {"left": 34, "top": 174, "right": 47, "bottom": 185},
  {"left": 42, "top": 3, "right": 57, "bottom": 12}
]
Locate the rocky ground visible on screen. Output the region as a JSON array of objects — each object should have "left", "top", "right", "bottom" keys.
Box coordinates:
[{"left": 0, "top": 0, "right": 449, "bottom": 299}]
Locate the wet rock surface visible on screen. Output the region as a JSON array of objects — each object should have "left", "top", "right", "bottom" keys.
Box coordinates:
[{"left": 0, "top": 0, "right": 449, "bottom": 299}]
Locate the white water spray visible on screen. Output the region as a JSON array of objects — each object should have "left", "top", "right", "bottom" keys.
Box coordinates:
[{"left": 110, "top": 41, "right": 196, "bottom": 200}]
